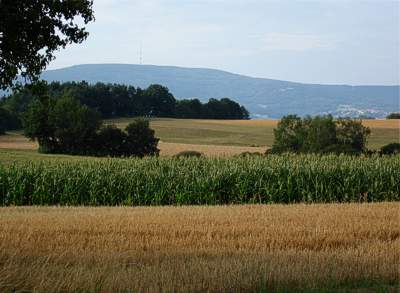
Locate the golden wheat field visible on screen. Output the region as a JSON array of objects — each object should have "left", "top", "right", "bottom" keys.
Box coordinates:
[{"left": 0, "top": 203, "right": 399, "bottom": 292}]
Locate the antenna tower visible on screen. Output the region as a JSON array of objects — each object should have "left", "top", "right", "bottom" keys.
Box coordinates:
[{"left": 139, "top": 44, "right": 143, "bottom": 65}]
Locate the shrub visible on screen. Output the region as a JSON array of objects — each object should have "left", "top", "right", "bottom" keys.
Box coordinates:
[
  {"left": 175, "top": 150, "right": 203, "bottom": 158},
  {"left": 380, "top": 143, "right": 400, "bottom": 155}
]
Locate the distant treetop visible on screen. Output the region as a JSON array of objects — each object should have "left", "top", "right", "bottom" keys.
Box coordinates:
[{"left": 386, "top": 113, "right": 400, "bottom": 119}]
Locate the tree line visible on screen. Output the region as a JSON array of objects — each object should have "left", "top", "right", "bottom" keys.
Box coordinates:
[{"left": 0, "top": 81, "right": 249, "bottom": 133}]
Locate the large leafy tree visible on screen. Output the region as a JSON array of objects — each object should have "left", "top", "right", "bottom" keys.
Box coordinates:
[
  {"left": 271, "top": 115, "right": 304, "bottom": 153},
  {"left": 0, "top": 0, "right": 94, "bottom": 89},
  {"left": 336, "top": 118, "right": 371, "bottom": 152},
  {"left": 302, "top": 115, "right": 337, "bottom": 153},
  {"left": 51, "top": 95, "right": 102, "bottom": 154},
  {"left": 270, "top": 115, "right": 371, "bottom": 155}
]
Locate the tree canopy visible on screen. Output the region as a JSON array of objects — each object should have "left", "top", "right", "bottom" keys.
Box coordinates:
[
  {"left": 0, "top": 0, "right": 94, "bottom": 89},
  {"left": 23, "top": 91, "right": 159, "bottom": 157},
  {"left": 270, "top": 115, "right": 371, "bottom": 155}
]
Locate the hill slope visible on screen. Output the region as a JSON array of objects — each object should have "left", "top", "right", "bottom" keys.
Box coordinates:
[{"left": 40, "top": 64, "right": 399, "bottom": 118}]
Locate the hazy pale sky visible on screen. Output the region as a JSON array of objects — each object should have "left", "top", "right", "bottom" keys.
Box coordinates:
[{"left": 49, "top": 0, "right": 400, "bottom": 85}]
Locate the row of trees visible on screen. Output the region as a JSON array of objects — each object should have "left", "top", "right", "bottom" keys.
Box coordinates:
[
  {"left": 270, "top": 115, "right": 371, "bottom": 155},
  {"left": 23, "top": 85, "right": 159, "bottom": 157},
  {"left": 0, "top": 81, "right": 249, "bottom": 132}
]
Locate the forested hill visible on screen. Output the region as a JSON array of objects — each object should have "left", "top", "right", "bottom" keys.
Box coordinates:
[{"left": 39, "top": 64, "right": 399, "bottom": 118}]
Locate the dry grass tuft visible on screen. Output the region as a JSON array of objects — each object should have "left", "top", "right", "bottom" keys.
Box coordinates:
[{"left": 0, "top": 203, "right": 399, "bottom": 292}]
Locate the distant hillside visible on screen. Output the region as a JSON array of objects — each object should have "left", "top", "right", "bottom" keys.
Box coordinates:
[{"left": 38, "top": 64, "right": 400, "bottom": 118}]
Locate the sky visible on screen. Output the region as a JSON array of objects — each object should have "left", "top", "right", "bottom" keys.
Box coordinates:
[{"left": 49, "top": 0, "right": 400, "bottom": 85}]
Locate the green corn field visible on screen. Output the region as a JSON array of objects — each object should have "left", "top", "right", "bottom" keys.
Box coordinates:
[{"left": 0, "top": 154, "right": 399, "bottom": 206}]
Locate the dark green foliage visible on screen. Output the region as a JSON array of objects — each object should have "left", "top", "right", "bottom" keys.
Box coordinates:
[
  {"left": 271, "top": 115, "right": 304, "bottom": 153},
  {"left": 321, "top": 144, "right": 360, "bottom": 155},
  {"left": 94, "top": 121, "right": 160, "bottom": 158},
  {"left": 23, "top": 89, "right": 159, "bottom": 157},
  {"left": 336, "top": 118, "right": 371, "bottom": 152},
  {"left": 51, "top": 96, "right": 102, "bottom": 154},
  {"left": 125, "top": 119, "right": 160, "bottom": 158},
  {"left": 22, "top": 82, "right": 100, "bottom": 154},
  {"left": 0, "top": 155, "right": 398, "bottom": 206},
  {"left": 0, "top": 86, "right": 36, "bottom": 115},
  {"left": 302, "top": 115, "right": 337, "bottom": 153},
  {"left": 0, "top": 0, "right": 94, "bottom": 89},
  {"left": 4, "top": 82, "right": 250, "bottom": 120},
  {"left": 142, "top": 85, "right": 176, "bottom": 117},
  {"left": 271, "top": 115, "right": 371, "bottom": 154},
  {"left": 96, "top": 125, "right": 128, "bottom": 157},
  {"left": 175, "top": 98, "right": 249, "bottom": 119},
  {"left": 23, "top": 94, "right": 58, "bottom": 153},
  {"left": 380, "top": 143, "right": 400, "bottom": 155},
  {"left": 175, "top": 99, "right": 203, "bottom": 118},
  {"left": 175, "top": 151, "right": 203, "bottom": 158},
  {"left": 202, "top": 98, "right": 249, "bottom": 119},
  {"left": 386, "top": 113, "right": 400, "bottom": 119},
  {"left": 0, "top": 107, "right": 21, "bottom": 133}
]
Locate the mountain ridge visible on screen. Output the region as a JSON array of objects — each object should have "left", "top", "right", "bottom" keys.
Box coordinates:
[{"left": 38, "top": 64, "right": 400, "bottom": 118}]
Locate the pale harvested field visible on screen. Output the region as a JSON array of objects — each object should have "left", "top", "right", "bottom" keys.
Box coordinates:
[
  {"left": 0, "top": 203, "right": 399, "bottom": 292},
  {"left": 0, "top": 135, "right": 266, "bottom": 156},
  {"left": 0, "top": 132, "right": 37, "bottom": 150},
  {"left": 103, "top": 118, "right": 400, "bottom": 149},
  {"left": 362, "top": 119, "right": 400, "bottom": 129}
]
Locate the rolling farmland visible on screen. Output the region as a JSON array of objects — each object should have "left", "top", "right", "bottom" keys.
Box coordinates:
[{"left": 0, "top": 118, "right": 399, "bottom": 292}]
